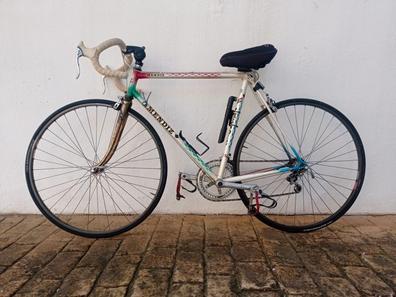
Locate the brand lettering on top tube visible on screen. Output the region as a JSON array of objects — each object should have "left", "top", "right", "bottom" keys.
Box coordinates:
[{"left": 146, "top": 105, "right": 175, "bottom": 135}]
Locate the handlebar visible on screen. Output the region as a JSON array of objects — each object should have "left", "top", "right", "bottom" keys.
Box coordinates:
[{"left": 77, "top": 38, "right": 134, "bottom": 92}]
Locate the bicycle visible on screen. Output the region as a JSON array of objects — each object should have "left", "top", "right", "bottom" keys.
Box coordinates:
[{"left": 25, "top": 38, "right": 365, "bottom": 238}]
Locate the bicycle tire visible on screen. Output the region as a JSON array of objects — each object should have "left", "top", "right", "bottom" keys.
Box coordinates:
[
  {"left": 25, "top": 99, "right": 167, "bottom": 238},
  {"left": 233, "top": 98, "right": 365, "bottom": 232}
]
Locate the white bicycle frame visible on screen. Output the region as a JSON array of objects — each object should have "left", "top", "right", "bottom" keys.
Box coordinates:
[
  {"left": 76, "top": 38, "right": 302, "bottom": 191},
  {"left": 128, "top": 69, "right": 299, "bottom": 191}
]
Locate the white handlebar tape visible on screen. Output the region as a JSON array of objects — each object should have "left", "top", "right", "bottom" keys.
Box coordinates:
[{"left": 78, "top": 38, "right": 133, "bottom": 91}]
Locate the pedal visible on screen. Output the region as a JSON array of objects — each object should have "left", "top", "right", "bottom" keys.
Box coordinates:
[
  {"left": 176, "top": 172, "right": 197, "bottom": 200},
  {"left": 247, "top": 191, "right": 260, "bottom": 215},
  {"left": 248, "top": 190, "right": 277, "bottom": 214}
]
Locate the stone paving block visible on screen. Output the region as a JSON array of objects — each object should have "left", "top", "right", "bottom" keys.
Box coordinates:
[
  {"left": 0, "top": 216, "right": 25, "bottom": 234},
  {"left": 206, "top": 260, "right": 234, "bottom": 275},
  {"left": 205, "top": 246, "right": 233, "bottom": 275},
  {"left": 309, "top": 228, "right": 338, "bottom": 239},
  {"left": 129, "top": 268, "right": 171, "bottom": 297},
  {"left": 3, "top": 216, "right": 44, "bottom": 235},
  {"left": 54, "top": 266, "right": 101, "bottom": 296},
  {"left": 318, "top": 277, "right": 360, "bottom": 297},
  {"left": 36, "top": 251, "right": 83, "bottom": 280},
  {"left": 63, "top": 237, "right": 95, "bottom": 252},
  {"left": 320, "top": 240, "right": 363, "bottom": 266},
  {"left": 180, "top": 216, "right": 204, "bottom": 237},
  {"left": 344, "top": 242, "right": 385, "bottom": 255},
  {"left": 285, "top": 233, "right": 316, "bottom": 251},
  {"left": 207, "top": 274, "right": 237, "bottom": 297},
  {"left": 46, "top": 229, "right": 75, "bottom": 242},
  {"left": 77, "top": 239, "right": 120, "bottom": 269},
  {"left": 150, "top": 231, "right": 179, "bottom": 248},
  {"left": 117, "top": 234, "right": 151, "bottom": 255},
  {"left": 0, "top": 243, "right": 35, "bottom": 266},
  {"left": 361, "top": 253, "right": 396, "bottom": 288},
  {"left": 264, "top": 240, "right": 303, "bottom": 267},
  {"left": 256, "top": 228, "right": 286, "bottom": 243},
  {"left": 205, "top": 220, "right": 231, "bottom": 247},
  {"left": 14, "top": 278, "right": 61, "bottom": 297},
  {"left": 0, "top": 214, "right": 394, "bottom": 297},
  {"left": 231, "top": 241, "right": 266, "bottom": 262},
  {"left": 228, "top": 218, "right": 257, "bottom": 242},
  {"left": 0, "top": 235, "right": 19, "bottom": 250},
  {"left": 332, "top": 228, "right": 367, "bottom": 246},
  {"left": 178, "top": 237, "right": 203, "bottom": 252},
  {"left": 298, "top": 249, "right": 341, "bottom": 277},
  {"left": 361, "top": 253, "right": 396, "bottom": 275},
  {"left": 368, "top": 215, "right": 396, "bottom": 230},
  {"left": 14, "top": 240, "right": 68, "bottom": 275},
  {"left": 127, "top": 222, "right": 157, "bottom": 236},
  {"left": 0, "top": 278, "right": 30, "bottom": 297},
  {"left": 344, "top": 266, "right": 393, "bottom": 296},
  {"left": 205, "top": 232, "right": 231, "bottom": 247},
  {"left": 273, "top": 265, "right": 321, "bottom": 295},
  {"left": 379, "top": 240, "right": 396, "bottom": 260},
  {"left": 354, "top": 223, "right": 389, "bottom": 236},
  {"left": 16, "top": 224, "right": 57, "bottom": 245},
  {"left": 173, "top": 251, "right": 203, "bottom": 283},
  {"left": 239, "top": 291, "right": 281, "bottom": 297},
  {"left": 141, "top": 247, "right": 176, "bottom": 269},
  {"left": 0, "top": 265, "right": 33, "bottom": 296},
  {"left": 155, "top": 216, "right": 182, "bottom": 234},
  {"left": 97, "top": 255, "right": 137, "bottom": 287},
  {"left": 169, "top": 282, "right": 203, "bottom": 297},
  {"left": 205, "top": 246, "right": 232, "bottom": 262},
  {"left": 90, "top": 286, "right": 127, "bottom": 297},
  {"left": 236, "top": 262, "right": 277, "bottom": 291},
  {"left": 176, "top": 250, "right": 202, "bottom": 264},
  {"left": 338, "top": 215, "right": 374, "bottom": 226}
]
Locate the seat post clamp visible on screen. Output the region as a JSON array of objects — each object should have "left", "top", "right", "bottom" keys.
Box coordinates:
[{"left": 253, "top": 82, "right": 265, "bottom": 92}]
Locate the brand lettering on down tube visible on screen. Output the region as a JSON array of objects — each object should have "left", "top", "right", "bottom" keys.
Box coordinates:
[{"left": 146, "top": 105, "right": 175, "bottom": 135}]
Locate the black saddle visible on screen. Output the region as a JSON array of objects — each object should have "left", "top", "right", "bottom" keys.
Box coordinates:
[{"left": 220, "top": 44, "right": 277, "bottom": 71}]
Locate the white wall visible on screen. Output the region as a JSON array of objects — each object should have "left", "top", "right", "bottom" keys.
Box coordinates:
[{"left": 1, "top": 0, "right": 395, "bottom": 214}]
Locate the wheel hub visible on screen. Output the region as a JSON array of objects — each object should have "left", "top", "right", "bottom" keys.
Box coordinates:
[{"left": 90, "top": 166, "right": 106, "bottom": 175}]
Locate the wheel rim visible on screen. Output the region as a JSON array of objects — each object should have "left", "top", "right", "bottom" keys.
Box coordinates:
[
  {"left": 27, "top": 101, "right": 165, "bottom": 235},
  {"left": 235, "top": 99, "right": 364, "bottom": 229}
]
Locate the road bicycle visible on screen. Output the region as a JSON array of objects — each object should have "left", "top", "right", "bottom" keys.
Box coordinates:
[{"left": 25, "top": 38, "right": 365, "bottom": 238}]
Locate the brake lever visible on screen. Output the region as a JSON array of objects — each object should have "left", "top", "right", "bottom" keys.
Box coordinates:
[{"left": 75, "top": 47, "right": 83, "bottom": 79}]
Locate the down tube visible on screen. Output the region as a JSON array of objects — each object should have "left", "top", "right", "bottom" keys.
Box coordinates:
[{"left": 132, "top": 93, "right": 217, "bottom": 181}]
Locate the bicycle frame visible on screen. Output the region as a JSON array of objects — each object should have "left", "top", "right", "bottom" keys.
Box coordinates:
[{"left": 120, "top": 69, "right": 304, "bottom": 189}]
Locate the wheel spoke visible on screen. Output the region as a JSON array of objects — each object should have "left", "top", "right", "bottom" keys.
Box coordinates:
[
  {"left": 27, "top": 101, "right": 165, "bottom": 236},
  {"left": 235, "top": 100, "right": 363, "bottom": 230}
]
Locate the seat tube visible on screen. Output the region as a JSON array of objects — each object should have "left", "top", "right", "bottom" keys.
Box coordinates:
[{"left": 217, "top": 77, "right": 248, "bottom": 179}]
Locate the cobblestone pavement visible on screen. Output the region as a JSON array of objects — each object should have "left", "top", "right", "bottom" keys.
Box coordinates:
[{"left": 0, "top": 215, "right": 394, "bottom": 297}]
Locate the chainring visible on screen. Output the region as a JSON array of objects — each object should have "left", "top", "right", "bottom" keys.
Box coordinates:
[{"left": 197, "top": 160, "right": 236, "bottom": 201}]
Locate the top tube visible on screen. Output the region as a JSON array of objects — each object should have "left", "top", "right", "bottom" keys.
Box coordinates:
[{"left": 132, "top": 70, "right": 246, "bottom": 82}]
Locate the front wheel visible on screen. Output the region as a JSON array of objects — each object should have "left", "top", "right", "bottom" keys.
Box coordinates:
[
  {"left": 25, "top": 99, "right": 167, "bottom": 238},
  {"left": 233, "top": 99, "right": 365, "bottom": 232}
]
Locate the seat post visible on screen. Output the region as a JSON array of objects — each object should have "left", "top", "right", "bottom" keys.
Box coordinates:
[{"left": 217, "top": 76, "right": 249, "bottom": 179}]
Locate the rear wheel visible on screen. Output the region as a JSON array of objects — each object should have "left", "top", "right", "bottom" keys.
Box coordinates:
[
  {"left": 25, "top": 99, "right": 167, "bottom": 238},
  {"left": 233, "top": 99, "right": 365, "bottom": 232}
]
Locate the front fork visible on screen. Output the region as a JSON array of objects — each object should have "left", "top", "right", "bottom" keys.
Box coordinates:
[{"left": 93, "top": 97, "right": 131, "bottom": 169}]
